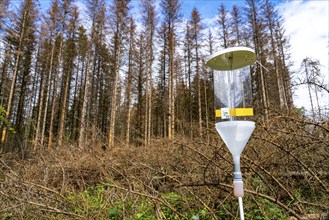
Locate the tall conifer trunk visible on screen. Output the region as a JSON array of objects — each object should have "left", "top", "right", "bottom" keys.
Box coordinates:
[
  {"left": 125, "top": 18, "right": 135, "bottom": 146},
  {"left": 78, "top": 39, "right": 92, "bottom": 148},
  {"left": 38, "top": 39, "right": 55, "bottom": 146},
  {"left": 108, "top": 31, "right": 122, "bottom": 148},
  {"left": 48, "top": 37, "right": 63, "bottom": 149},
  {"left": 1, "top": 10, "right": 27, "bottom": 143}
]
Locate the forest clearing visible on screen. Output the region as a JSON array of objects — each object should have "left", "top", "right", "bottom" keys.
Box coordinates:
[{"left": 1, "top": 114, "right": 328, "bottom": 219}]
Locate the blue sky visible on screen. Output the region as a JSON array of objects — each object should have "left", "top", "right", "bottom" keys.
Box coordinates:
[
  {"left": 180, "top": 0, "right": 243, "bottom": 19},
  {"left": 14, "top": 0, "right": 242, "bottom": 19}
]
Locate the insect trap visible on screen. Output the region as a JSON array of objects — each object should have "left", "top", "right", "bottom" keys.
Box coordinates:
[{"left": 206, "top": 47, "right": 256, "bottom": 220}]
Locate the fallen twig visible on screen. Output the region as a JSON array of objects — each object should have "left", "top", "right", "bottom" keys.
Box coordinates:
[{"left": 175, "top": 182, "right": 303, "bottom": 220}]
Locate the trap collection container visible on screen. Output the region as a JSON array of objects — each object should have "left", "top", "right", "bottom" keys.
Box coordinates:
[{"left": 207, "top": 47, "right": 256, "bottom": 121}]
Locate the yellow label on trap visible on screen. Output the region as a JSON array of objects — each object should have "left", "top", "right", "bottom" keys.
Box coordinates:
[{"left": 215, "top": 108, "right": 254, "bottom": 118}]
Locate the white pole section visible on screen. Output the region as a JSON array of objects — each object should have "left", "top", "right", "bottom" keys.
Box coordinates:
[{"left": 238, "top": 197, "right": 245, "bottom": 220}]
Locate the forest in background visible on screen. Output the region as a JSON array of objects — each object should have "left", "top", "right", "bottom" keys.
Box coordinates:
[
  {"left": 1, "top": 0, "right": 327, "bottom": 147},
  {"left": 0, "top": 0, "right": 328, "bottom": 219}
]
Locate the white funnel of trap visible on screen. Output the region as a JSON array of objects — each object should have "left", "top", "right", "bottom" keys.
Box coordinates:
[
  {"left": 216, "top": 121, "right": 255, "bottom": 197},
  {"left": 215, "top": 121, "right": 255, "bottom": 159}
]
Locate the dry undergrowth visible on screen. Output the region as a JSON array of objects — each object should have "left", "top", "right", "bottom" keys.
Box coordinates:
[{"left": 0, "top": 114, "right": 328, "bottom": 219}]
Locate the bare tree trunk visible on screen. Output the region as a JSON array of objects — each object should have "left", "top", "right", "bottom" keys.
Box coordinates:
[
  {"left": 314, "top": 86, "right": 321, "bottom": 120},
  {"left": 1, "top": 10, "right": 27, "bottom": 144},
  {"left": 88, "top": 48, "right": 97, "bottom": 130},
  {"left": 202, "top": 60, "right": 209, "bottom": 143},
  {"left": 108, "top": 33, "right": 122, "bottom": 148},
  {"left": 307, "top": 82, "right": 315, "bottom": 121},
  {"left": 195, "top": 40, "right": 202, "bottom": 134},
  {"left": 27, "top": 48, "right": 40, "bottom": 141},
  {"left": 136, "top": 36, "right": 144, "bottom": 143},
  {"left": 276, "top": 29, "right": 293, "bottom": 107},
  {"left": 71, "top": 55, "right": 81, "bottom": 140},
  {"left": 260, "top": 65, "right": 269, "bottom": 120},
  {"left": 144, "top": 52, "right": 149, "bottom": 146},
  {"left": 147, "top": 61, "right": 153, "bottom": 145},
  {"left": 275, "top": 63, "right": 287, "bottom": 109},
  {"left": 0, "top": 48, "right": 10, "bottom": 105},
  {"left": 264, "top": 0, "right": 287, "bottom": 111},
  {"left": 125, "top": 19, "right": 134, "bottom": 146},
  {"left": 304, "top": 61, "right": 316, "bottom": 121},
  {"left": 1, "top": 54, "right": 21, "bottom": 143},
  {"left": 38, "top": 40, "right": 57, "bottom": 146},
  {"left": 218, "top": 4, "right": 229, "bottom": 48},
  {"left": 187, "top": 35, "right": 192, "bottom": 138},
  {"left": 168, "top": 67, "right": 172, "bottom": 139},
  {"left": 57, "top": 37, "right": 76, "bottom": 147},
  {"left": 125, "top": 72, "right": 132, "bottom": 146},
  {"left": 162, "top": 39, "right": 167, "bottom": 138},
  {"left": 141, "top": 0, "right": 155, "bottom": 145},
  {"left": 78, "top": 47, "right": 91, "bottom": 148},
  {"left": 144, "top": 32, "right": 154, "bottom": 145},
  {"left": 168, "top": 28, "right": 175, "bottom": 139},
  {"left": 47, "top": 38, "right": 63, "bottom": 149},
  {"left": 248, "top": 0, "right": 270, "bottom": 120},
  {"left": 57, "top": 61, "right": 70, "bottom": 147}
]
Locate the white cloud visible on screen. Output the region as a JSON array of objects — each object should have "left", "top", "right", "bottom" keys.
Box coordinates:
[
  {"left": 75, "top": 1, "right": 89, "bottom": 28},
  {"left": 277, "top": 0, "right": 329, "bottom": 114}
]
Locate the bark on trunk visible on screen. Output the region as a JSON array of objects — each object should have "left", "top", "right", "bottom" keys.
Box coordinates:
[
  {"left": 48, "top": 38, "right": 63, "bottom": 149},
  {"left": 108, "top": 32, "right": 122, "bottom": 148},
  {"left": 78, "top": 46, "right": 91, "bottom": 148},
  {"left": 1, "top": 10, "right": 27, "bottom": 144}
]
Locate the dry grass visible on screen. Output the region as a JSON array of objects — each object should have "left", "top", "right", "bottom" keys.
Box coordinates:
[{"left": 0, "top": 114, "right": 328, "bottom": 219}]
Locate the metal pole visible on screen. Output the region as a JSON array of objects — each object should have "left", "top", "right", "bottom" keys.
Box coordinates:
[{"left": 238, "top": 197, "right": 245, "bottom": 220}]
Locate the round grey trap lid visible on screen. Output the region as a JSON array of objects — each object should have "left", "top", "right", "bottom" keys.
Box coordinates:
[{"left": 206, "top": 47, "right": 256, "bottom": 71}]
